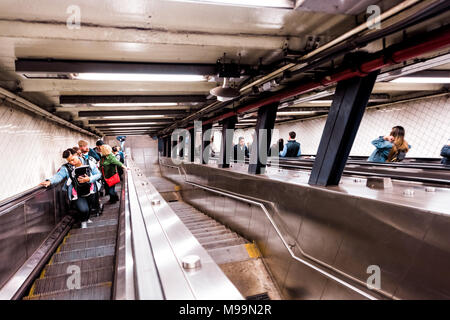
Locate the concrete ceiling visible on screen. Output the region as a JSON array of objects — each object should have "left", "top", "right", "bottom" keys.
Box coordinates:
[{"left": 0, "top": 0, "right": 449, "bottom": 136}]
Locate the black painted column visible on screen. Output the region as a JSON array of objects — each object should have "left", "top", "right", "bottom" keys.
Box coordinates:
[
  {"left": 248, "top": 103, "right": 278, "bottom": 174},
  {"left": 218, "top": 116, "right": 237, "bottom": 168},
  {"left": 189, "top": 127, "right": 195, "bottom": 162},
  {"left": 202, "top": 123, "right": 213, "bottom": 164},
  {"left": 309, "top": 70, "right": 379, "bottom": 186},
  {"left": 167, "top": 136, "right": 172, "bottom": 158}
]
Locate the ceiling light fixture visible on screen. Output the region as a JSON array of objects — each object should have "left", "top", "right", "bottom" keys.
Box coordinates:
[
  {"left": 390, "top": 77, "right": 450, "bottom": 84},
  {"left": 102, "top": 115, "right": 167, "bottom": 119},
  {"left": 277, "top": 111, "right": 317, "bottom": 116},
  {"left": 210, "top": 78, "right": 240, "bottom": 102},
  {"left": 73, "top": 73, "right": 207, "bottom": 82},
  {"left": 170, "top": 0, "right": 293, "bottom": 9},
  {"left": 91, "top": 103, "right": 178, "bottom": 107}
]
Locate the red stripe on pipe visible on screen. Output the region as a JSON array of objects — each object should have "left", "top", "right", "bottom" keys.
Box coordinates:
[{"left": 184, "top": 26, "right": 450, "bottom": 130}]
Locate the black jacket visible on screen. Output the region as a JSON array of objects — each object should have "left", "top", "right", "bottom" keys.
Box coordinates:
[{"left": 233, "top": 144, "right": 249, "bottom": 161}]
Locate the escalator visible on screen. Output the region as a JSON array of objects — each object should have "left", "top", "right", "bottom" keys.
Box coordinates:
[
  {"left": 23, "top": 186, "right": 122, "bottom": 300},
  {"left": 149, "top": 176, "right": 282, "bottom": 300}
]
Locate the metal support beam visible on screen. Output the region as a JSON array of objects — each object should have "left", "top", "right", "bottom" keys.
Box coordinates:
[
  {"left": 166, "top": 137, "right": 172, "bottom": 158},
  {"left": 248, "top": 103, "right": 278, "bottom": 175},
  {"left": 79, "top": 110, "right": 185, "bottom": 117},
  {"left": 89, "top": 119, "right": 171, "bottom": 124},
  {"left": 189, "top": 128, "right": 195, "bottom": 163},
  {"left": 61, "top": 95, "right": 207, "bottom": 104},
  {"left": 202, "top": 123, "right": 213, "bottom": 165},
  {"left": 16, "top": 59, "right": 217, "bottom": 76},
  {"left": 309, "top": 70, "right": 379, "bottom": 186},
  {"left": 218, "top": 116, "right": 237, "bottom": 168}
]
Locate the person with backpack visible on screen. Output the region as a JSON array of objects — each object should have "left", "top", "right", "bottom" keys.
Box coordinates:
[
  {"left": 78, "top": 140, "right": 101, "bottom": 162},
  {"left": 368, "top": 126, "right": 411, "bottom": 163},
  {"left": 279, "top": 131, "right": 301, "bottom": 157},
  {"left": 39, "top": 148, "right": 102, "bottom": 228},
  {"left": 99, "top": 144, "right": 127, "bottom": 204}
]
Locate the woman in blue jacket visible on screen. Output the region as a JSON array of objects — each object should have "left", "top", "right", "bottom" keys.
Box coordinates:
[
  {"left": 40, "top": 148, "right": 102, "bottom": 228},
  {"left": 368, "top": 126, "right": 410, "bottom": 163}
]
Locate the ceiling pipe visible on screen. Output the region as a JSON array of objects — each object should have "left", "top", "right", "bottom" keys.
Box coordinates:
[
  {"left": 0, "top": 87, "right": 99, "bottom": 138},
  {"left": 182, "top": 25, "right": 450, "bottom": 131},
  {"left": 162, "top": 0, "right": 447, "bottom": 136}
]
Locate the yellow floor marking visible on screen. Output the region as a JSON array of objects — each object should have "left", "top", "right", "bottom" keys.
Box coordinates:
[
  {"left": 28, "top": 282, "right": 36, "bottom": 297},
  {"left": 174, "top": 185, "right": 181, "bottom": 191},
  {"left": 245, "top": 243, "right": 261, "bottom": 259}
]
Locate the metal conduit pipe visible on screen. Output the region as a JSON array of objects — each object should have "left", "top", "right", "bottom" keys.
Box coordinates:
[
  {"left": 238, "top": 0, "right": 423, "bottom": 92},
  {"left": 0, "top": 87, "right": 99, "bottom": 138},
  {"left": 186, "top": 25, "right": 450, "bottom": 129},
  {"left": 162, "top": 0, "right": 445, "bottom": 135}
]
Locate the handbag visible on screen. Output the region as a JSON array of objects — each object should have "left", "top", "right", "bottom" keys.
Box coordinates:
[{"left": 101, "top": 165, "right": 120, "bottom": 187}]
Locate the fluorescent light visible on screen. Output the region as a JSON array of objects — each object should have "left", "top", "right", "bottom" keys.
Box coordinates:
[
  {"left": 238, "top": 119, "right": 257, "bottom": 122},
  {"left": 100, "top": 127, "right": 151, "bottom": 130},
  {"left": 390, "top": 77, "right": 450, "bottom": 83},
  {"left": 74, "top": 73, "right": 206, "bottom": 82},
  {"left": 92, "top": 103, "right": 178, "bottom": 107},
  {"left": 169, "top": 0, "right": 293, "bottom": 9},
  {"left": 102, "top": 115, "right": 167, "bottom": 119},
  {"left": 99, "top": 122, "right": 167, "bottom": 126},
  {"left": 277, "top": 111, "right": 316, "bottom": 116},
  {"left": 309, "top": 100, "right": 333, "bottom": 104}
]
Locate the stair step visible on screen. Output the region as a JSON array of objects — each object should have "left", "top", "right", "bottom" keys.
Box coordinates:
[
  {"left": 190, "top": 225, "right": 227, "bottom": 234},
  {"left": 31, "top": 267, "right": 114, "bottom": 295},
  {"left": 186, "top": 222, "right": 220, "bottom": 231},
  {"left": 85, "top": 219, "right": 118, "bottom": 228},
  {"left": 51, "top": 245, "right": 116, "bottom": 264},
  {"left": 194, "top": 229, "right": 232, "bottom": 238},
  {"left": 69, "top": 224, "right": 117, "bottom": 235},
  {"left": 65, "top": 231, "right": 117, "bottom": 243},
  {"left": 197, "top": 233, "right": 239, "bottom": 244},
  {"left": 203, "top": 238, "right": 246, "bottom": 250},
  {"left": 43, "top": 256, "right": 115, "bottom": 278},
  {"left": 24, "top": 282, "right": 112, "bottom": 300},
  {"left": 208, "top": 244, "right": 253, "bottom": 264},
  {"left": 59, "top": 238, "right": 116, "bottom": 252}
]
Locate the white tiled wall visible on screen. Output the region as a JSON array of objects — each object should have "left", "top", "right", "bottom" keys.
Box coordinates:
[
  {"left": 273, "top": 95, "right": 450, "bottom": 157},
  {"left": 0, "top": 103, "right": 97, "bottom": 202}
]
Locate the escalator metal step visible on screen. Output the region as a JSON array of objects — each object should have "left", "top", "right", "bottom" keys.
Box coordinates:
[
  {"left": 69, "top": 224, "right": 117, "bottom": 235},
  {"left": 203, "top": 238, "right": 247, "bottom": 250},
  {"left": 197, "top": 233, "right": 239, "bottom": 244},
  {"left": 52, "top": 245, "right": 116, "bottom": 264},
  {"left": 24, "top": 282, "right": 112, "bottom": 300},
  {"left": 190, "top": 225, "right": 227, "bottom": 234},
  {"left": 184, "top": 221, "right": 220, "bottom": 229},
  {"left": 31, "top": 267, "right": 114, "bottom": 295},
  {"left": 84, "top": 219, "right": 118, "bottom": 228},
  {"left": 60, "top": 238, "right": 116, "bottom": 252},
  {"left": 194, "top": 229, "right": 232, "bottom": 238},
  {"left": 43, "top": 256, "right": 115, "bottom": 278},
  {"left": 65, "top": 231, "right": 117, "bottom": 243}
]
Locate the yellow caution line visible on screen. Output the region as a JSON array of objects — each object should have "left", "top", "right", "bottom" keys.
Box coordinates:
[
  {"left": 245, "top": 242, "right": 261, "bottom": 259},
  {"left": 174, "top": 185, "right": 181, "bottom": 191}
]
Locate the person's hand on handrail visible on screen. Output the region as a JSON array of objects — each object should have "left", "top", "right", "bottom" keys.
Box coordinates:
[{"left": 39, "top": 180, "right": 51, "bottom": 188}]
